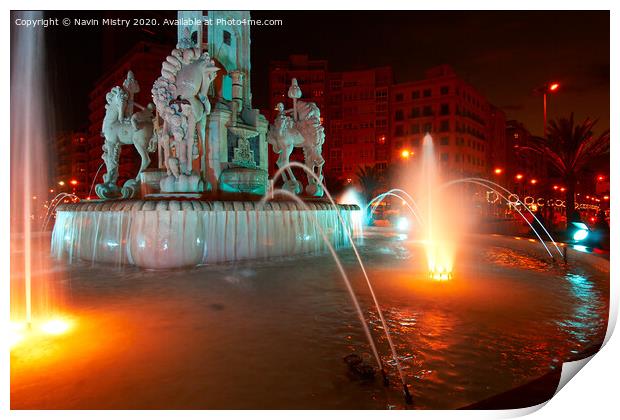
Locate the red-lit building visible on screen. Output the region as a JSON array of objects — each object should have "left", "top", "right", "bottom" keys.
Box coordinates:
[
  {"left": 505, "top": 119, "right": 548, "bottom": 195},
  {"left": 54, "top": 131, "right": 90, "bottom": 197},
  {"left": 268, "top": 55, "right": 392, "bottom": 182},
  {"left": 86, "top": 41, "right": 170, "bottom": 191},
  {"left": 390, "top": 65, "right": 505, "bottom": 179},
  {"left": 326, "top": 67, "right": 392, "bottom": 181},
  {"left": 268, "top": 61, "right": 509, "bottom": 183}
]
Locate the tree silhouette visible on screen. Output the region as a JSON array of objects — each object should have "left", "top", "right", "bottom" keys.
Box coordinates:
[{"left": 524, "top": 113, "right": 609, "bottom": 222}]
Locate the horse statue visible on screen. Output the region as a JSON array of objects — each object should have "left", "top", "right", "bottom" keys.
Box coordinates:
[
  {"left": 96, "top": 72, "right": 156, "bottom": 199},
  {"left": 267, "top": 95, "right": 326, "bottom": 197},
  {"left": 151, "top": 33, "right": 219, "bottom": 193}
]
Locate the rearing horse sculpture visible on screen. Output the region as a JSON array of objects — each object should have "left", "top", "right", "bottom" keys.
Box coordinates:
[
  {"left": 267, "top": 99, "right": 326, "bottom": 197},
  {"left": 151, "top": 40, "right": 219, "bottom": 192},
  {"left": 96, "top": 72, "right": 156, "bottom": 200}
]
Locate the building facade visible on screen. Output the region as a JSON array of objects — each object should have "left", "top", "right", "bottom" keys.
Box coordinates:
[
  {"left": 268, "top": 60, "right": 507, "bottom": 184},
  {"left": 505, "top": 119, "right": 548, "bottom": 195},
  {"left": 389, "top": 65, "right": 505, "bottom": 179},
  {"left": 326, "top": 67, "right": 392, "bottom": 181},
  {"left": 54, "top": 131, "right": 90, "bottom": 197},
  {"left": 268, "top": 55, "right": 392, "bottom": 182}
]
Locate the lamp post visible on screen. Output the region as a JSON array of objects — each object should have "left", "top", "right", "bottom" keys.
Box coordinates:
[{"left": 540, "top": 82, "right": 559, "bottom": 136}]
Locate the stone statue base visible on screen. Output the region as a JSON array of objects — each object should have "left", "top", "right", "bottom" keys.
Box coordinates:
[
  {"left": 96, "top": 179, "right": 142, "bottom": 199},
  {"left": 283, "top": 179, "right": 302, "bottom": 195},
  {"left": 305, "top": 181, "right": 324, "bottom": 197},
  {"left": 218, "top": 167, "right": 268, "bottom": 195},
  {"left": 95, "top": 182, "right": 121, "bottom": 199},
  {"left": 160, "top": 171, "right": 209, "bottom": 193}
]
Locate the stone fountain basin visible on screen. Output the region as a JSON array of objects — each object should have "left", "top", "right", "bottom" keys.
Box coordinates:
[{"left": 51, "top": 199, "right": 362, "bottom": 269}]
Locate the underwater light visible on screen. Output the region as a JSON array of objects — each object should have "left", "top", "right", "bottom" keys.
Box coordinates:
[
  {"left": 429, "top": 270, "right": 452, "bottom": 281},
  {"left": 573, "top": 229, "right": 588, "bottom": 242},
  {"left": 569, "top": 222, "right": 589, "bottom": 243},
  {"left": 396, "top": 217, "right": 410, "bottom": 232},
  {"left": 40, "top": 319, "right": 71, "bottom": 335}
]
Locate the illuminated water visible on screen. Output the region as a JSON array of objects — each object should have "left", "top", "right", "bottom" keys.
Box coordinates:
[
  {"left": 11, "top": 230, "right": 608, "bottom": 409},
  {"left": 10, "top": 11, "right": 57, "bottom": 326}
]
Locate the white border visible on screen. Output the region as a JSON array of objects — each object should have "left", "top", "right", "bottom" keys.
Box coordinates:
[{"left": 3, "top": 1, "right": 617, "bottom": 419}]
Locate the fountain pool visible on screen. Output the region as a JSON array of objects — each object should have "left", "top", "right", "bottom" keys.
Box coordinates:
[{"left": 10, "top": 229, "right": 609, "bottom": 409}]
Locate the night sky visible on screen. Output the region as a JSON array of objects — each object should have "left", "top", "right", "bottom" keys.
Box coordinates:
[{"left": 39, "top": 10, "right": 609, "bottom": 137}]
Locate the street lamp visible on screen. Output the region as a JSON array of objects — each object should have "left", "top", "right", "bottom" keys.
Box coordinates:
[
  {"left": 400, "top": 149, "right": 411, "bottom": 159},
  {"left": 538, "top": 82, "right": 560, "bottom": 136},
  {"left": 493, "top": 168, "right": 503, "bottom": 175}
]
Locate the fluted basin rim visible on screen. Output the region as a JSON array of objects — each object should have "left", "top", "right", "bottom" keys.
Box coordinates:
[{"left": 55, "top": 199, "right": 361, "bottom": 212}]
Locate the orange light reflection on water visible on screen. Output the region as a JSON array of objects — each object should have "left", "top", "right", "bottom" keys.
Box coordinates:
[{"left": 10, "top": 316, "right": 73, "bottom": 350}]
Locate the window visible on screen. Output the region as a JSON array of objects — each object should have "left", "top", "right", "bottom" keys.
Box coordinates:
[
  {"left": 410, "top": 107, "right": 420, "bottom": 118},
  {"left": 441, "top": 153, "right": 449, "bottom": 162},
  {"left": 439, "top": 120, "right": 450, "bottom": 132},
  {"left": 411, "top": 138, "right": 420, "bottom": 147},
  {"left": 223, "top": 30, "right": 232, "bottom": 46},
  {"left": 440, "top": 137, "right": 449, "bottom": 146},
  {"left": 423, "top": 89, "right": 431, "bottom": 97},
  {"left": 395, "top": 125, "right": 405, "bottom": 137},
  {"left": 395, "top": 110, "right": 404, "bottom": 121},
  {"left": 423, "top": 106, "right": 433, "bottom": 116},
  {"left": 440, "top": 86, "right": 449, "bottom": 95},
  {"left": 412, "top": 90, "right": 420, "bottom": 99},
  {"left": 395, "top": 93, "right": 404, "bottom": 102},
  {"left": 410, "top": 124, "right": 420, "bottom": 134},
  {"left": 440, "top": 103, "right": 450, "bottom": 116},
  {"left": 423, "top": 123, "right": 432, "bottom": 133}
]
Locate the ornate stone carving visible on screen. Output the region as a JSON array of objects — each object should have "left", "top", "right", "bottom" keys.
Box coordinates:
[
  {"left": 151, "top": 32, "right": 219, "bottom": 193},
  {"left": 267, "top": 79, "right": 326, "bottom": 197},
  {"left": 96, "top": 72, "right": 156, "bottom": 199}
]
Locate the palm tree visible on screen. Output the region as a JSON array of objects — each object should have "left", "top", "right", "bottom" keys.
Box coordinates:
[
  {"left": 524, "top": 113, "right": 609, "bottom": 222},
  {"left": 355, "top": 164, "right": 383, "bottom": 209}
]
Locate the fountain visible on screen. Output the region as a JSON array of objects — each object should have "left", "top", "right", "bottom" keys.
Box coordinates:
[
  {"left": 13, "top": 10, "right": 609, "bottom": 411},
  {"left": 51, "top": 11, "right": 362, "bottom": 269}
]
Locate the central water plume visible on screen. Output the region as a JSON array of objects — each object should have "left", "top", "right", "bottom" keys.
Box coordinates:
[{"left": 420, "top": 135, "right": 452, "bottom": 279}]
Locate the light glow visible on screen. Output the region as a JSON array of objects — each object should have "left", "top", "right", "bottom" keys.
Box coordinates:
[
  {"left": 396, "top": 217, "right": 410, "bottom": 232},
  {"left": 494, "top": 168, "right": 503, "bottom": 175},
  {"left": 401, "top": 149, "right": 411, "bottom": 159},
  {"left": 429, "top": 269, "right": 453, "bottom": 281},
  {"left": 10, "top": 322, "right": 26, "bottom": 348},
  {"left": 573, "top": 229, "right": 588, "bottom": 242},
  {"left": 549, "top": 83, "right": 560, "bottom": 91},
  {"left": 40, "top": 319, "right": 71, "bottom": 335},
  {"left": 515, "top": 174, "right": 523, "bottom": 180}
]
